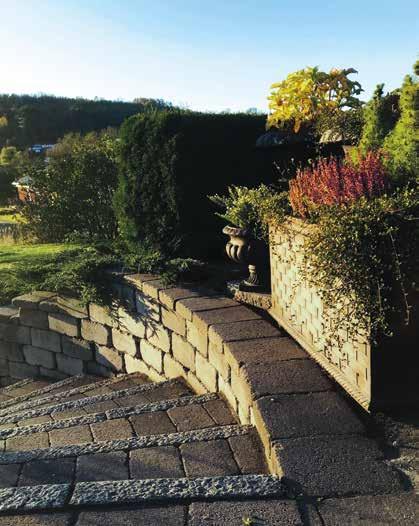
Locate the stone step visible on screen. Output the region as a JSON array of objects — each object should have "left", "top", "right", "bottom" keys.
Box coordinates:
[
  {"left": 0, "top": 378, "right": 52, "bottom": 404},
  {"left": 0, "top": 474, "right": 285, "bottom": 514},
  {"left": 0, "top": 425, "right": 268, "bottom": 489},
  {"left": 0, "top": 378, "right": 191, "bottom": 427},
  {"left": 0, "top": 372, "right": 149, "bottom": 416},
  {"left": 0, "top": 375, "right": 100, "bottom": 412},
  {"left": 0, "top": 393, "right": 235, "bottom": 450}
]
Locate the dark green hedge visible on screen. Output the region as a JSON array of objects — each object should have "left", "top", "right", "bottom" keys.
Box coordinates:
[{"left": 114, "top": 111, "right": 276, "bottom": 259}]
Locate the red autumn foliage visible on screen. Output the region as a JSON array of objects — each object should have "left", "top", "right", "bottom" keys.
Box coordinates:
[{"left": 289, "top": 151, "right": 389, "bottom": 218}]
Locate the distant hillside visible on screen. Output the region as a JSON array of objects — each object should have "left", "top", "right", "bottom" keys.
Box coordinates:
[{"left": 0, "top": 94, "right": 172, "bottom": 148}]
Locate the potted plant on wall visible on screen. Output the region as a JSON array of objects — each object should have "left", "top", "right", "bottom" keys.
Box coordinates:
[{"left": 209, "top": 185, "right": 287, "bottom": 292}]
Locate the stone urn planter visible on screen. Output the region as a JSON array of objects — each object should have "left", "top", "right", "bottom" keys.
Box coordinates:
[
  {"left": 222, "top": 226, "right": 270, "bottom": 292},
  {"left": 269, "top": 218, "right": 419, "bottom": 411}
]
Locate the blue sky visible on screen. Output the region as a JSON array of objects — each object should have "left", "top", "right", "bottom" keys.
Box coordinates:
[{"left": 2, "top": 1, "right": 418, "bottom": 111}]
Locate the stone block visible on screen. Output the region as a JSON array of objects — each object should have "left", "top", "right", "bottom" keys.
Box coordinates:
[
  {"left": 159, "top": 286, "right": 204, "bottom": 310},
  {"left": 129, "top": 411, "right": 177, "bottom": 436},
  {"left": 208, "top": 319, "right": 281, "bottom": 349},
  {"left": 176, "top": 295, "right": 237, "bottom": 321},
  {"left": 218, "top": 375, "right": 237, "bottom": 413},
  {"left": 0, "top": 306, "right": 18, "bottom": 322},
  {"left": 90, "top": 419, "right": 133, "bottom": 441},
  {"left": 187, "top": 372, "right": 208, "bottom": 395},
  {"left": 130, "top": 445, "right": 184, "bottom": 479},
  {"left": 8, "top": 360, "right": 39, "bottom": 379},
  {"left": 117, "top": 308, "right": 146, "bottom": 338},
  {"left": 140, "top": 340, "right": 163, "bottom": 373},
  {"left": 19, "top": 309, "right": 49, "bottom": 330},
  {"left": 1, "top": 324, "right": 31, "bottom": 345},
  {"left": 180, "top": 440, "right": 239, "bottom": 477},
  {"left": 193, "top": 305, "right": 260, "bottom": 335},
  {"left": 146, "top": 324, "right": 171, "bottom": 353},
  {"left": 50, "top": 425, "right": 92, "bottom": 446},
  {"left": 208, "top": 341, "right": 229, "bottom": 381},
  {"left": 0, "top": 341, "right": 24, "bottom": 361},
  {"left": 186, "top": 320, "right": 208, "bottom": 356},
  {"left": 124, "top": 354, "right": 150, "bottom": 376},
  {"left": 124, "top": 273, "right": 160, "bottom": 291},
  {"left": 230, "top": 368, "right": 252, "bottom": 411},
  {"left": 76, "top": 451, "right": 128, "bottom": 482},
  {"left": 195, "top": 352, "right": 217, "bottom": 392},
  {"left": 39, "top": 296, "right": 88, "bottom": 319},
  {"left": 77, "top": 507, "right": 187, "bottom": 525},
  {"left": 81, "top": 320, "right": 109, "bottom": 346},
  {"left": 56, "top": 353, "right": 84, "bottom": 376},
  {"left": 111, "top": 328, "right": 137, "bottom": 356},
  {"left": 12, "top": 291, "right": 55, "bottom": 309},
  {"left": 95, "top": 346, "right": 123, "bottom": 372},
  {"left": 161, "top": 307, "right": 186, "bottom": 336},
  {"left": 135, "top": 291, "right": 160, "bottom": 321},
  {"left": 31, "top": 328, "right": 61, "bottom": 352},
  {"left": 168, "top": 403, "right": 214, "bottom": 431},
  {"left": 142, "top": 279, "right": 167, "bottom": 300},
  {"left": 87, "top": 361, "right": 115, "bottom": 378},
  {"left": 163, "top": 353, "right": 187, "bottom": 380},
  {"left": 204, "top": 399, "right": 237, "bottom": 426},
  {"left": 0, "top": 358, "right": 8, "bottom": 375},
  {"left": 39, "top": 367, "right": 68, "bottom": 380},
  {"left": 89, "top": 303, "right": 118, "bottom": 327},
  {"left": 224, "top": 336, "right": 307, "bottom": 374},
  {"left": 172, "top": 333, "right": 195, "bottom": 371},
  {"left": 48, "top": 313, "right": 79, "bottom": 337},
  {"left": 23, "top": 345, "right": 56, "bottom": 369},
  {"left": 62, "top": 336, "right": 93, "bottom": 361}
]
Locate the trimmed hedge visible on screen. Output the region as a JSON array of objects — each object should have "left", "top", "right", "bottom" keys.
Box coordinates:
[{"left": 114, "top": 111, "right": 276, "bottom": 259}]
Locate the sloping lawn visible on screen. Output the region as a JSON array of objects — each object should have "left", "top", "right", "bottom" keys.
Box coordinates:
[
  {"left": 0, "top": 243, "right": 80, "bottom": 305},
  {"left": 0, "top": 207, "right": 24, "bottom": 224}
]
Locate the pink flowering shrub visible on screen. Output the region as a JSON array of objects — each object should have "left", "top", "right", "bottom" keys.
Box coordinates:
[{"left": 289, "top": 151, "right": 389, "bottom": 218}]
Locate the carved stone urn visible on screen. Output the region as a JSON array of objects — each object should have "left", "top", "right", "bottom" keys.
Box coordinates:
[{"left": 222, "top": 225, "right": 269, "bottom": 292}]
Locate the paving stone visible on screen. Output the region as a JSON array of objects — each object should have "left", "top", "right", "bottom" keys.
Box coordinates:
[
  {"left": 168, "top": 404, "right": 215, "bottom": 431},
  {"left": 224, "top": 336, "right": 307, "bottom": 373},
  {"left": 145, "top": 381, "right": 191, "bottom": 403},
  {"left": 130, "top": 445, "right": 185, "bottom": 479},
  {"left": 81, "top": 320, "right": 109, "bottom": 346},
  {"left": 31, "top": 328, "right": 61, "bottom": 353},
  {"left": 114, "top": 392, "right": 150, "bottom": 407},
  {"left": 83, "top": 400, "right": 119, "bottom": 414},
  {"left": 0, "top": 463, "right": 20, "bottom": 488},
  {"left": 0, "top": 483, "right": 70, "bottom": 512},
  {"left": 19, "top": 309, "right": 49, "bottom": 330},
  {"left": 48, "top": 313, "right": 79, "bottom": 337},
  {"left": 130, "top": 411, "right": 177, "bottom": 436},
  {"left": 0, "top": 512, "right": 72, "bottom": 525},
  {"left": 176, "top": 296, "right": 238, "bottom": 321},
  {"left": 273, "top": 435, "right": 403, "bottom": 496},
  {"left": 90, "top": 418, "right": 133, "bottom": 441},
  {"left": 193, "top": 305, "right": 260, "bottom": 335},
  {"left": 18, "top": 415, "right": 52, "bottom": 427},
  {"left": 18, "top": 458, "right": 75, "bottom": 486},
  {"left": 188, "top": 499, "right": 303, "bottom": 526},
  {"left": 49, "top": 425, "right": 92, "bottom": 446},
  {"left": 180, "top": 439, "right": 240, "bottom": 477},
  {"left": 254, "top": 392, "right": 365, "bottom": 441},
  {"left": 7, "top": 433, "right": 49, "bottom": 451},
  {"left": 23, "top": 345, "right": 56, "bottom": 369},
  {"left": 228, "top": 431, "right": 268, "bottom": 474},
  {"left": 76, "top": 505, "right": 187, "bottom": 526},
  {"left": 108, "top": 376, "right": 149, "bottom": 391},
  {"left": 62, "top": 337, "right": 93, "bottom": 361},
  {"left": 315, "top": 493, "right": 419, "bottom": 525},
  {"left": 51, "top": 409, "right": 87, "bottom": 421},
  {"left": 203, "top": 399, "right": 237, "bottom": 425},
  {"left": 208, "top": 319, "right": 281, "bottom": 349},
  {"left": 86, "top": 362, "right": 114, "bottom": 378},
  {"left": 76, "top": 451, "right": 128, "bottom": 481}
]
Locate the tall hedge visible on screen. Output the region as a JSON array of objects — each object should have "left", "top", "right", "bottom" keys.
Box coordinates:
[{"left": 115, "top": 111, "right": 274, "bottom": 259}]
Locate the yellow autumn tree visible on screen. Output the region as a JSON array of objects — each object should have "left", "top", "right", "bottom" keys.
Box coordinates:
[{"left": 267, "top": 66, "right": 362, "bottom": 132}]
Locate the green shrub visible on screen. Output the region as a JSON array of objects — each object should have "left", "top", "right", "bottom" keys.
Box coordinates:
[
  {"left": 383, "top": 62, "right": 419, "bottom": 185},
  {"left": 20, "top": 131, "right": 119, "bottom": 242},
  {"left": 115, "top": 110, "right": 274, "bottom": 259}
]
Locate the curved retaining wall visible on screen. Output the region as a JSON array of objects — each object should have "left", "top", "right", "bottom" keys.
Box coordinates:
[{"left": 0, "top": 273, "right": 349, "bottom": 475}]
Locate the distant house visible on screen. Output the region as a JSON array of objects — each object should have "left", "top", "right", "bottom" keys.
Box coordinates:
[{"left": 12, "top": 176, "right": 35, "bottom": 202}]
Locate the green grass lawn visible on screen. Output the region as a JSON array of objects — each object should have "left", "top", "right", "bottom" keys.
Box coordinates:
[
  {"left": 0, "top": 243, "right": 79, "bottom": 305},
  {"left": 0, "top": 206, "right": 23, "bottom": 224}
]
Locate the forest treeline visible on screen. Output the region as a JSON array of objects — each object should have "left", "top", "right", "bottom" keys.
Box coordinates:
[{"left": 0, "top": 94, "right": 172, "bottom": 148}]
